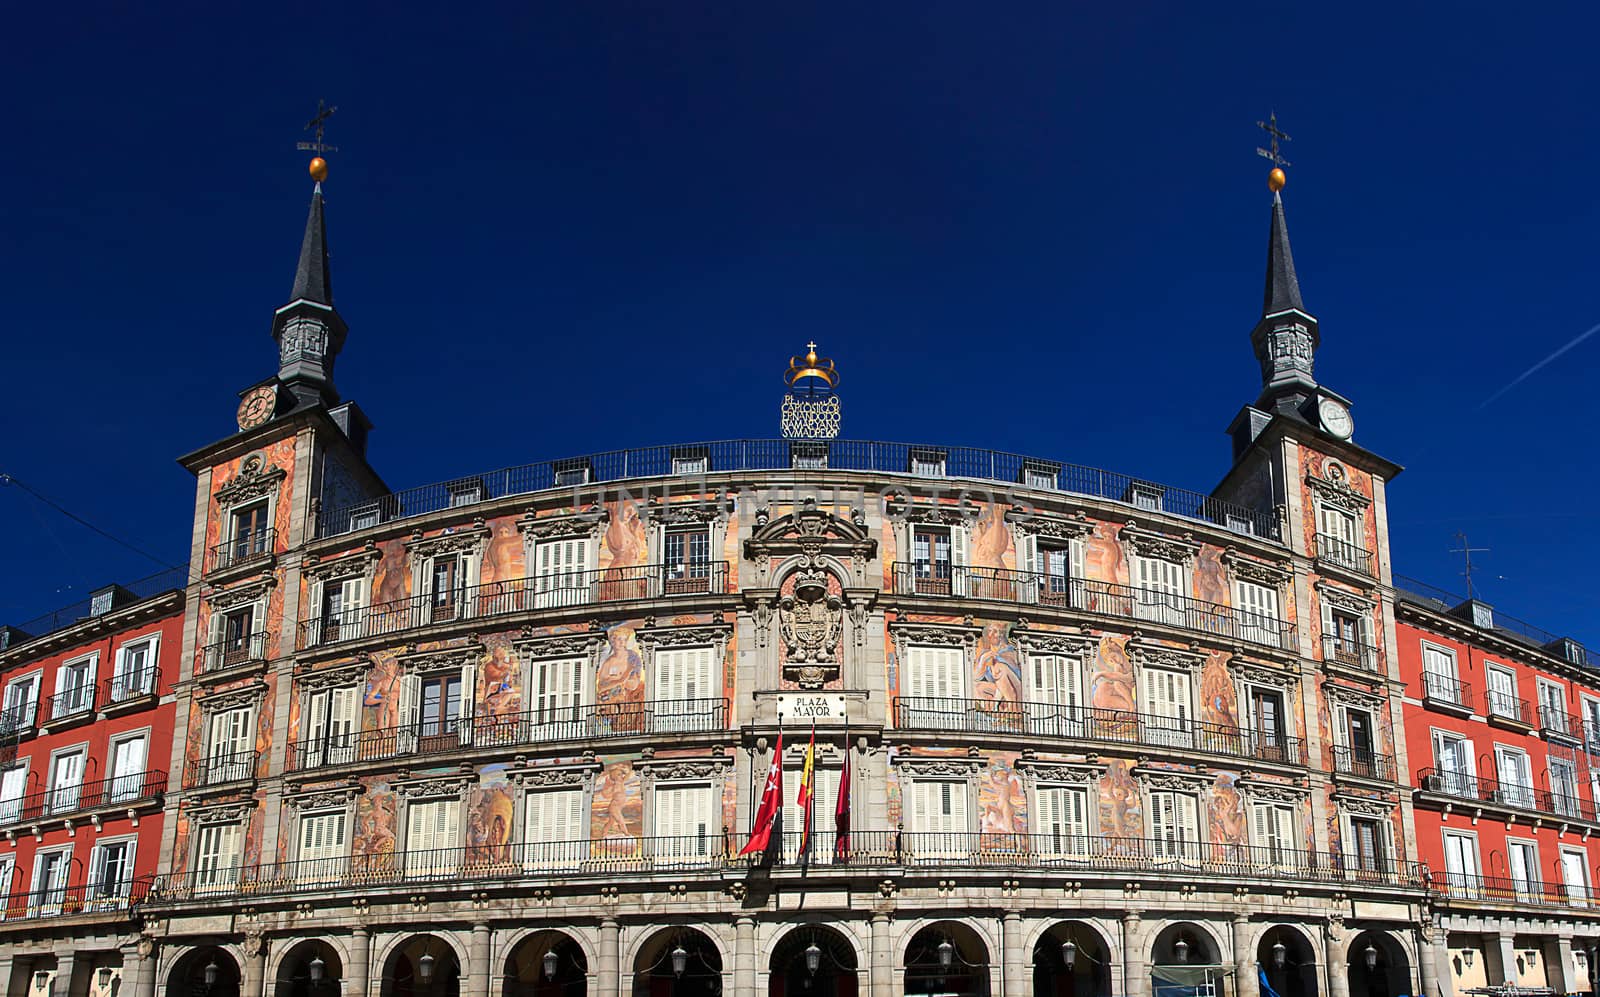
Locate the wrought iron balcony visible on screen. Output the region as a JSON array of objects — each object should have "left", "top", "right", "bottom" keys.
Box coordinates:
[
  {"left": 1539, "top": 704, "right": 1584, "bottom": 741},
  {"left": 317, "top": 439, "right": 1282, "bottom": 542},
  {"left": 101, "top": 665, "right": 159, "bottom": 706},
  {"left": 298, "top": 562, "right": 731, "bottom": 649},
  {"left": 893, "top": 697, "right": 1307, "bottom": 766},
  {"left": 1420, "top": 671, "right": 1470, "bottom": 710},
  {"left": 1485, "top": 690, "right": 1535, "bottom": 728},
  {"left": 0, "top": 877, "right": 152, "bottom": 921},
  {"left": 1321, "top": 634, "right": 1379, "bottom": 673},
  {"left": 199, "top": 631, "right": 267, "bottom": 675},
  {"left": 0, "top": 769, "right": 167, "bottom": 826},
  {"left": 144, "top": 831, "right": 1419, "bottom": 906},
  {"left": 1417, "top": 767, "right": 1596, "bottom": 822},
  {"left": 889, "top": 564, "right": 1298, "bottom": 651},
  {"left": 45, "top": 684, "right": 95, "bottom": 723},
  {"left": 1315, "top": 533, "right": 1375, "bottom": 577},
  {"left": 1331, "top": 745, "right": 1396, "bottom": 783},
  {"left": 287, "top": 698, "right": 731, "bottom": 772},
  {"left": 1431, "top": 870, "right": 1599, "bottom": 909},
  {"left": 183, "top": 750, "right": 257, "bottom": 790},
  {"left": 208, "top": 527, "right": 276, "bottom": 573}
]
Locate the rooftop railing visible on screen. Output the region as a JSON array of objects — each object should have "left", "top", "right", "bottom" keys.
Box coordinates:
[
  {"left": 287, "top": 698, "right": 731, "bottom": 772},
  {"left": 143, "top": 831, "right": 1420, "bottom": 905},
  {"left": 5, "top": 565, "right": 186, "bottom": 651},
  {"left": 893, "top": 697, "right": 1307, "bottom": 766},
  {"left": 1394, "top": 574, "right": 1594, "bottom": 670},
  {"left": 317, "top": 440, "right": 1280, "bottom": 542},
  {"left": 298, "top": 562, "right": 730, "bottom": 649},
  {"left": 890, "top": 565, "right": 1298, "bottom": 652}
]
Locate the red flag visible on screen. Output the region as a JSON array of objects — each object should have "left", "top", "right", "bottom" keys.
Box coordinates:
[
  {"left": 833, "top": 741, "right": 852, "bottom": 861},
  {"left": 739, "top": 731, "right": 784, "bottom": 857}
]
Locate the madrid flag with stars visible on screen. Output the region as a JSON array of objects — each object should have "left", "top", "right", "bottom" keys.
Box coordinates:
[{"left": 738, "top": 730, "right": 784, "bottom": 861}]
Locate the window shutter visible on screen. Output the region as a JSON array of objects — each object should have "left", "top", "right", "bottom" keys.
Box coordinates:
[
  {"left": 341, "top": 577, "right": 366, "bottom": 633},
  {"left": 398, "top": 674, "right": 422, "bottom": 753},
  {"left": 328, "top": 687, "right": 357, "bottom": 762},
  {"left": 458, "top": 663, "right": 477, "bottom": 744},
  {"left": 89, "top": 846, "right": 108, "bottom": 896},
  {"left": 1018, "top": 534, "right": 1038, "bottom": 603},
  {"left": 951, "top": 527, "right": 968, "bottom": 596},
  {"left": 306, "top": 690, "right": 330, "bottom": 766}
]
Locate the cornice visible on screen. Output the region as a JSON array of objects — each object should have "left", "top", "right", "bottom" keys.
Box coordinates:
[
  {"left": 405, "top": 523, "right": 492, "bottom": 559},
  {"left": 302, "top": 543, "right": 383, "bottom": 581},
  {"left": 518, "top": 507, "right": 609, "bottom": 542},
  {"left": 397, "top": 642, "right": 486, "bottom": 673},
  {"left": 1119, "top": 523, "right": 1202, "bottom": 564},
  {"left": 0, "top": 590, "right": 185, "bottom": 669}
]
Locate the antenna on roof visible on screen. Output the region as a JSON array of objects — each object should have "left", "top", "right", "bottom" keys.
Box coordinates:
[{"left": 1450, "top": 531, "right": 1491, "bottom": 600}]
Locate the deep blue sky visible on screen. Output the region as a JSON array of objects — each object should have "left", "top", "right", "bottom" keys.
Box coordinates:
[{"left": 4, "top": 4, "right": 1598, "bottom": 642}]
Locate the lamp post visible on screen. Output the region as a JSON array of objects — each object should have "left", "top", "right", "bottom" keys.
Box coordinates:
[
  {"left": 310, "top": 957, "right": 326, "bottom": 987},
  {"left": 671, "top": 945, "right": 688, "bottom": 980},
  {"left": 1174, "top": 939, "right": 1189, "bottom": 965},
  {"left": 1364, "top": 944, "right": 1378, "bottom": 973},
  {"left": 937, "top": 940, "right": 954, "bottom": 972},
  {"left": 204, "top": 960, "right": 221, "bottom": 995},
  {"left": 1061, "top": 939, "right": 1077, "bottom": 972},
  {"left": 419, "top": 953, "right": 436, "bottom": 989},
  {"left": 1272, "top": 942, "right": 1286, "bottom": 970},
  {"left": 543, "top": 951, "right": 560, "bottom": 984},
  {"left": 804, "top": 943, "right": 822, "bottom": 978}
]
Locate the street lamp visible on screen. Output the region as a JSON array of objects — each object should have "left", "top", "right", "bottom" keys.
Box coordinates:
[
  {"left": 543, "top": 951, "right": 559, "bottom": 983},
  {"left": 1272, "top": 942, "right": 1286, "bottom": 969},
  {"left": 1364, "top": 945, "right": 1378, "bottom": 972},
  {"left": 671, "top": 945, "right": 689, "bottom": 980},
  {"left": 1061, "top": 939, "right": 1077, "bottom": 971},
  {"left": 1463, "top": 951, "right": 1474, "bottom": 969},
  {"left": 937, "top": 940, "right": 954, "bottom": 971},
  {"left": 804, "top": 943, "right": 822, "bottom": 977},
  {"left": 419, "top": 953, "right": 436, "bottom": 987},
  {"left": 310, "top": 957, "right": 326, "bottom": 985},
  {"left": 204, "top": 961, "right": 220, "bottom": 990},
  {"left": 1174, "top": 939, "right": 1189, "bottom": 965}
]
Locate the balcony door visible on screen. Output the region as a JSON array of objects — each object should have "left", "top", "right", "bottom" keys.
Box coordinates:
[
  {"left": 903, "top": 646, "right": 964, "bottom": 729},
  {"left": 533, "top": 538, "right": 590, "bottom": 608},
  {"left": 911, "top": 527, "right": 960, "bottom": 596},
  {"left": 1494, "top": 747, "right": 1534, "bottom": 808},
  {"left": 1431, "top": 731, "right": 1474, "bottom": 796},
  {"left": 530, "top": 657, "right": 586, "bottom": 740},
  {"left": 653, "top": 782, "right": 716, "bottom": 863},
  {"left": 1441, "top": 831, "right": 1478, "bottom": 897},
  {"left": 910, "top": 779, "right": 969, "bottom": 859},
  {"left": 405, "top": 799, "right": 461, "bottom": 879},
  {"left": 1141, "top": 668, "right": 1192, "bottom": 748},
  {"left": 1029, "top": 655, "right": 1084, "bottom": 737},
  {"left": 1507, "top": 840, "right": 1539, "bottom": 900},
  {"left": 1132, "top": 556, "right": 1187, "bottom": 626},
  {"left": 653, "top": 647, "right": 714, "bottom": 733},
  {"left": 1036, "top": 785, "right": 1089, "bottom": 859},
  {"left": 109, "top": 734, "right": 148, "bottom": 803},
  {"left": 1149, "top": 790, "right": 1199, "bottom": 863},
  {"left": 305, "top": 687, "right": 359, "bottom": 766},
  {"left": 207, "top": 707, "right": 256, "bottom": 783},
  {"left": 1249, "top": 688, "right": 1287, "bottom": 761},
  {"left": 524, "top": 787, "right": 585, "bottom": 869}
]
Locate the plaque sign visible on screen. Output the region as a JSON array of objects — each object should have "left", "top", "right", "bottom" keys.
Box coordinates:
[{"left": 776, "top": 693, "right": 848, "bottom": 722}]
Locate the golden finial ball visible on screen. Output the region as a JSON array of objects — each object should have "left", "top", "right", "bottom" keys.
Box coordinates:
[
  {"left": 1268, "top": 167, "right": 1286, "bottom": 192},
  {"left": 309, "top": 157, "right": 329, "bottom": 182}
]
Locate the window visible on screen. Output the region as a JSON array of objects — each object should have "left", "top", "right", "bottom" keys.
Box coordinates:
[
  {"left": 1441, "top": 831, "right": 1479, "bottom": 897},
  {"left": 0, "top": 763, "right": 26, "bottom": 824},
  {"left": 1325, "top": 607, "right": 1372, "bottom": 669},
  {"left": 553, "top": 461, "right": 591, "bottom": 487},
  {"left": 1334, "top": 706, "right": 1378, "bottom": 778},
  {"left": 210, "top": 604, "right": 262, "bottom": 669},
  {"left": 524, "top": 787, "right": 585, "bottom": 868},
  {"left": 1420, "top": 643, "right": 1460, "bottom": 704},
  {"left": 671, "top": 454, "right": 708, "bottom": 476},
  {"left": 396, "top": 665, "right": 476, "bottom": 754},
  {"left": 1022, "top": 462, "right": 1058, "bottom": 490},
  {"left": 108, "top": 733, "right": 149, "bottom": 803},
  {"left": 302, "top": 686, "right": 359, "bottom": 767},
  {"left": 447, "top": 480, "right": 483, "bottom": 507},
  {"left": 32, "top": 848, "right": 71, "bottom": 912},
  {"left": 790, "top": 442, "right": 828, "bottom": 470},
  {"left": 298, "top": 810, "right": 349, "bottom": 877},
  {"left": 1539, "top": 680, "right": 1571, "bottom": 733},
  {"left": 1127, "top": 482, "right": 1164, "bottom": 512},
  {"left": 1019, "top": 535, "right": 1084, "bottom": 609},
  {"left": 1141, "top": 668, "right": 1193, "bottom": 748},
  {"left": 1562, "top": 847, "right": 1592, "bottom": 905},
  {"left": 0, "top": 855, "right": 12, "bottom": 907},
  {"left": 1251, "top": 802, "right": 1297, "bottom": 870},
  {"left": 1494, "top": 746, "right": 1534, "bottom": 808},
  {"left": 317, "top": 576, "right": 367, "bottom": 643},
  {"left": 348, "top": 506, "right": 380, "bottom": 532},
  {"left": 663, "top": 528, "right": 713, "bottom": 592},
  {"left": 1317, "top": 505, "right": 1361, "bottom": 569},
  {"left": 1551, "top": 759, "right": 1581, "bottom": 818},
  {"left": 111, "top": 635, "right": 158, "bottom": 702},
  {"left": 1234, "top": 580, "right": 1282, "bottom": 646},
  {"left": 420, "top": 675, "right": 466, "bottom": 741},
  {"left": 88, "top": 839, "right": 136, "bottom": 905},
  {"left": 528, "top": 658, "right": 586, "bottom": 740},
  {"left": 1132, "top": 555, "right": 1188, "bottom": 626},
  {"left": 783, "top": 767, "right": 842, "bottom": 863},
  {"left": 226, "top": 501, "right": 271, "bottom": 566},
  {"left": 909, "top": 449, "right": 946, "bottom": 478},
  {"left": 47, "top": 749, "right": 86, "bottom": 814},
  {"left": 1585, "top": 696, "right": 1600, "bottom": 745},
  {"left": 52, "top": 655, "right": 95, "bottom": 719},
  {"left": 1248, "top": 688, "right": 1288, "bottom": 762},
  {"left": 910, "top": 525, "right": 963, "bottom": 596},
  {"left": 1430, "top": 731, "right": 1474, "bottom": 797},
  {"left": 1486, "top": 665, "right": 1520, "bottom": 720},
  {"left": 193, "top": 822, "right": 244, "bottom": 891},
  {"left": 425, "top": 553, "right": 470, "bottom": 623},
  {"left": 1507, "top": 839, "right": 1539, "bottom": 900},
  {"left": 1029, "top": 655, "right": 1084, "bottom": 737},
  {"left": 653, "top": 782, "right": 716, "bottom": 861},
  {"left": 406, "top": 799, "right": 462, "bottom": 878},
  {"left": 1036, "top": 785, "right": 1089, "bottom": 858},
  {"left": 206, "top": 706, "right": 256, "bottom": 784},
  {"left": 902, "top": 646, "right": 964, "bottom": 728},
  {"left": 654, "top": 647, "right": 715, "bottom": 733},
  {"left": 1149, "top": 790, "right": 1200, "bottom": 862},
  {"left": 1348, "top": 816, "right": 1386, "bottom": 875},
  {"left": 1, "top": 673, "right": 38, "bottom": 732},
  {"left": 533, "top": 538, "right": 591, "bottom": 608},
  {"left": 910, "top": 779, "right": 969, "bottom": 857}
]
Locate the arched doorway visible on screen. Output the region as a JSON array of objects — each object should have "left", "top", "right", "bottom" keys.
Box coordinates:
[
  {"left": 276, "top": 940, "right": 344, "bottom": 997},
  {"left": 632, "top": 929, "right": 722, "bottom": 997},
  {"left": 168, "top": 948, "right": 242, "bottom": 997},
  {"left": 1256, "top": 928, "right": 1317, "bottom": 997},
  {"left": 505, "top": 931, "right": 588, "bottom": 997},
  {"left": 1149, "top": 924, "right": 1222, "bottom": 997},
  {"left": 383, "top": 935, "right": 462, "bottom": 997},
  {"left": 768, "top": 926, "right": 859, "bottom": 997},
  {"left": 1034, "top": 923, "right": 1111, "bottom": 997},
  {"left": 903, "top": 922, "right": 990, "bottom": 997},
  {"left": 1346, "top": 933, "right": 1409, "bottom": 997}
]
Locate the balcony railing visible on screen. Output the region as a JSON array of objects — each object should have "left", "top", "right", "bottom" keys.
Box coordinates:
[
  {"left": 316, "top": 440, "right": 1282, "bottom": 542},
  {"left": 1331, "top": 745, "right": 1396, "bottom": 783},
  {"left": 209, "top": 528, "right": 276, "bottom": 573},
  {"left": 1322, "top": 635, "right": 1379, "bottom": 673},
  {"left": 145, "top": 831, "right": 1419, "bottom": 905},
  {"left": 199, "top": 632, "right": 267, "bottom": 675},
  {"left": 299, "top": 562, "right": 730, "bottom": 649},
  {"left": 183, "top": 750, "right": 257, "bottom": 790},
  {"left": 1432, "top": 870, "right": 1599, "bottom": 909},
  {"left": 1420, "top": 671, "right": 1470, "bottom": 708},
  {"left": 1417, "top": 767, "right": 1595, "bottom": 821},
  {"left": 1485, "top": 690, "right": 1534, "bottom": 727},
  {"left": 890, "top": 564, "right": 1298, "bottom": 651},
  {"left": 1315, "top": 533, "right": 1375, "bottom": 577},
  {"left": 287, "top": 698, "right": 731, "bottom": 772},
  {"left": 894, "top": 697, "right": 1306, "bottom": 766},
  {"left": 46, "top": 684, "right": 95, "bottom": 723},
  {"left": 1539, "top": 704, "right": 1584, "bottom": 740},
  {"left": 0, "top": 877, "right": 152, "bottom": 921},
  {"left": 0, "top": 705, "right": 38, "bottom": 741},
  {"left": 0, "top": 769, "right": 167, "bottom": 826},
  {"left": 101, "top": 664, "right": 160, "bottom": 706}
]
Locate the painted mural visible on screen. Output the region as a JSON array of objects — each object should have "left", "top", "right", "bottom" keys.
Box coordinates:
[
  {"left": 978, "top": 754, "right": 1028, "bottom": 845},
  {"left": 1099, "top": 758, "right": 1142, "bottom": 842},
  {"left": 1082, "top": 521, "right": 1129, "bottom": 594},
  {"left": 1194, "top": 545, "right": 1228, "bottom": 606},
  {"left": 596, "top": 625, "right": 646, "bottom": 734},
  {"left": 480, "top": 517, "right": 526, "bottom": 584},
  {"left": 480, "top": 632, "right": 521, "bottom": 720},
  {"left": 599, "top": 500, "right": 648, "bottom": 571},
  {"left": 1198, "top": 650, "right": 1238, "bottom": 729},
  {"left": 467, "top": 764, "right": 517, "bottom": 863},
  {"left": 1091, "top": 635, "right": 1137, "bottom": 737},
  {"left": 969, "top": 502, "right": 1015, "bottom": 572},
  {"left": 972, "top": 622, "right": 1023, "bottom": 711},
  {"left": 1207, "top": 770, "right": 1246, "bottom": 860},
  {"left": 355, "top": 783, "right": 400, "bottom": 870},
  {"left": 591, "top": 760, "right": 643, "bottom": 855}
]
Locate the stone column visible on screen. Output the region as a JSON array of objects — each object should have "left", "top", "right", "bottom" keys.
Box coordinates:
[
  {"left": 598, "top": 919, "right": 621, "bottom": 997},
  {"left": 1325, "top": 925, "right": 1349, "bottom": 997},
  {"left": 55, "top": 955, "right": 79, "bottom": 997},
  {"left": 1418, "top": 927, "right": 1443, "bottom": 997},
  {"left": 130, "top": 941, "right": 156, "bottom": 997},
  {"left": 1123, "top": 912, "right": 1148, "bottom": 997},
  {"left": 1495, "top": 934, "right": 1519, "bottom": 987},
  {"left": 469, "top": 924, "right": 492, "bottom": 997},
  {"left": 349, "top": 927, "right": 371, "bottom": 997},
  {"left": 244, "top": 939, "right": 268, "bottom": 997},
  {"left": 870, "top": 912, "right": 892, "bottom": 997},
  {"left": 1556, "top": 936, "right": 1577, "bottom": 997},
  {"left": 0, "top": 957, "right": 14, "bottom": 997},
  {"left": 734, "top": 917, "right": 756, "bottom": 997},
  {"left": 1001, "top": 912, "right": 1024, "bottom": 997},
  {"left": 1232, "top": 916, "right": 1258, "bottom": 997}
]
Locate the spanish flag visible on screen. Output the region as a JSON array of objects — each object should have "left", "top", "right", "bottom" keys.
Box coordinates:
[{"left": 796, "top": 725, "right": 817, "bottom": 862}]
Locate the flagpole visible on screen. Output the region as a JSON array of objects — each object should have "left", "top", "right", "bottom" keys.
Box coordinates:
[{"left": 839, "top": 705, "right": 849, "bottom": 864}]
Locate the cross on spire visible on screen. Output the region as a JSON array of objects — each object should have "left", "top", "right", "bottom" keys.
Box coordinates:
[
  {"left": 296, "top": 99, "right": 339, "bottom": 156},
  {"left": 1256, "top": 112, "right": 1292, "bottom": 168}
]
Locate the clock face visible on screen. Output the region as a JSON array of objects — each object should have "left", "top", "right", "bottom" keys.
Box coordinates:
[
  {"left": 236, "top": 385, "right": 278, "bottom": 431},
  {"left": 1318, "top": 398, "right": 1354, "bottom": 440}
]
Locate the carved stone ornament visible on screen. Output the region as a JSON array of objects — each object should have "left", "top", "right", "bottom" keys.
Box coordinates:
[
  {"left": 1306, "top": 466, "right": 1370, "bottom": 513},
  {"left": 895, "top": 757, "right": 980, "bottom": 777},
  {"left": 284, "top": 784, "right": 362, "bottom": 811},
  {"left": 242, "top": 928, "right": 266, "bottom": 959},
  {"left": 394, "top": 772, "right": 477, "bottom": 799},
  {"left": 647, "top": 497, "right": 732, "bottom": 526},
  {"left": 509, "top": 764, "right": 599, "bottom": 789},
  {"left": 1229, "top": 661, "right": 1298, "bottom": 689},
  {"left": 406, "top": 525, "right": 490, "bottom": 560},
  {"left": 514, "top": 632, "right": 602, "bottom": 659},
  {"left": 743, "top": 499, "right": 877, "bottom": 582},
  {"left": 398, "top": 643, "right": 485, "bottom": 675},
  {"left": 779, "top": 569, "right": 844, "bottom": 688},
  {"left": 638, "top": 625, "right": 730, "bottom": 650},
  {"left": 1126, "top": 638, "right": 1205, "bottom": 673},
  {"left": 214, "top": 454, "right": 287, "bottom": 508},
  {"left": 885, "top": 500, "right": 972, "bottom": 527},
  {"left": 1336, "top": 794, "right": 1395, "bottom": 818},
  {"left": 1018, "top": 761, "right": 1105, "bottom": 785},
  {"left": 518, "top": 507, "right": 608, "bottom": 542},
  {"left": 187, "top": 801, "right": 258, "bottom": 824},
  {"left": 890, "top": 623, "right": 979, "bottom": 650},
  {"left": 636, "top": 757, "right": 731, "bottom": 783},
  {"left": 1222, "top": 550, "right": 1291, "bottom": 586},
  {"left": 296, "top": 658, "right": 371, "bottom": 693},
  {"left": 302, "top": 544, "right": 382, "bottom": 582},
  {"left": 1007, "top": 510, "right": 1095, "bottom": 541},
  {"left": 1324, "top": 684, "right": 1387, "bottom": 711},
  {"left": 1137, "top": 769, "right": 1212, "bottom": 791},
  {"left": 1242, "top": 780, "right": 1308, "bottom": 803},
  {"left": 198, "top": 682, "right": 267, "bottom": 712},
  {"left": 1316, "top": 582, "right": 1375, "bottom": 612},
  {"left": 1119, "top": 524, "right": 1201, "bottom": 565},
  {"left": 208, "top": 577, "right": 276, "bottom": 611},
  {"left": 1016, "top": 631, "right": 1097, "bottom": 659}
]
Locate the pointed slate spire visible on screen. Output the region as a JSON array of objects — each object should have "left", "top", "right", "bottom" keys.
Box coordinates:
[
  {"left": 289, "top": 182, "right": 333, "bottom": 306},
  {"left": 1261, "top": 191, "right": 1303, "bottom": 316}
]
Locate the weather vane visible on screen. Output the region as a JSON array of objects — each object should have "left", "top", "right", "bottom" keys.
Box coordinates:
[
  {"left": 297, "top": 99, "right": 338, "bottom": 182},
  {"left": 1256, "top": 112, "right": 1292, "bottom": 192}
]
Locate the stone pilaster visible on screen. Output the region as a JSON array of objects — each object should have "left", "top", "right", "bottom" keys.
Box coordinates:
[
  {"left": 469, "top": 923, "right": 492, "bottom": 997},
  {"left": 1001, "top": 912, "right": 1024, "bottom": 997},
  {"left": 349, "top": 926, "right": 371, "bottom": 997},
  {"left": 734, "top": 916, "right": 756, "bottom": 997},
  {"left": 598, "top": 919, "right": 621, "bottom": 997},
  {"left": 1123, "top": 912, "right": 1147, "bottom": 997},
  {"left": 870, "top": 912, "right": 892, "bottom": 997},
  {"left": 1232, "top": 915, "right": 1258, "bottom": 997}
]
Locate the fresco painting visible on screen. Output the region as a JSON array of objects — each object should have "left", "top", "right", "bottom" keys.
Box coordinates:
[
  {"left": 599, "top": 500, "right": 648, "bottom": 571},
  {"left": 1099, "top": 758, "right": 1142, "bottom": 842},
  {"left": 371, "top": 537, "right": 408, "bottom": 607},
  {"left": 1194, "top": 545, "right": 1227, "bottom": 606},
  {"left": 355, "top": 784, "right": 400, "bottom": 864},
  {"left": 480, "top": 633, "right": 522, "bottom": 720},
  {"left": 596, "top": 624, "right": 646, "bottom": 734},
  {"left": 722, "top": 503, "right": 740, "bottom": 591},
  {"left": 203, "top": 437, "right": 297, "bottom": 561},
  {"left": 591, "top": 761, "right": 643, "bottom": 855},
  {"left": 969, "top": 502, "right": 1015, "bottom": 572},
  {"left": 1091, "top": 636, "right": 1137, "bottom": 736},
  {"left": 480, "top": 517, "right": 526, "bottom": 584},
  {"left": 972, "top": 622, "right": 1023, "bottom": 721},
  {"left": 1198, "top": 650, "right": 1238, "bottom": 729},
  {"left": 364, "top": 648, "right": 403, "bottom": 730},
  {"left": 884, "top": 753, "right": 902, "bottom": 827},
  {"left": 1082, "top": 521, "right": 1129, "bottom": 592},
  {"left": 467, "top": 765, "right": 516, "bottom": 863},
  {"left": 1207, "top": 771, "right": 1246, "bottom": 859},
  {"left": 978, "top": 755, "right": 1027, "bottom": 846}
]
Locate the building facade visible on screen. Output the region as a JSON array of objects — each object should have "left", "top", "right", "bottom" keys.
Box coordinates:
[{"left": 0, "top": 571, "right": 184, "bottom": 997}]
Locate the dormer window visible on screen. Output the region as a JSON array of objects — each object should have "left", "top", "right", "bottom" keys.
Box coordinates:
[
  {"left": 447, "top": 478, "right": 484, "bottom": 508},
  {"left": 790, "top": 442, "right": 828, "bottom": 470},
  {"left": 554, "top": 459, "right": 592, "bottom": 487},
  {"left": 909, "top": 448, "right": 947, "bottom": 479},
  {"left": 1021, "top": 460, "right": 1059, "bottom": 490},
  {"left": 671, "top": 447, "right": 710, "bottom": 476}
]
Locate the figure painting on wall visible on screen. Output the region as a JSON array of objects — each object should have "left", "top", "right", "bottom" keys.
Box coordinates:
[
  {"left": 978, "top": 759, "right": 1027, "bottom": 846},
  {"left": 354, "top": 788, "right": 399, "bottom": 873},
  {"left": 592, "top": 762, "right": 643, "bottom": 856},
  {"left": 1100, "top": 759, "right": 1143, "bottom": 845},
  {"left": 1207, "top": 771, "right": 1246, "bottom": 860},
  {"left": 467, "top": 775, "right": 516, "bottom": 866},
  {"left": 1091, "top": 636, "right": 1137, "bottom": 737},
  {"left": 596, "top": 625, "right": 646, "bottom": 734},
  {"left": 972, "top": 622, "right": 1023, "bottom": 728},
  {"left": 1198, "top": 650, "right": 1238, "bottom": 729}
]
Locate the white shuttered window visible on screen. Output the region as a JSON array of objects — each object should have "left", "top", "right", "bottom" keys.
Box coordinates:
[
  {"left": 1036, "top": 786, "right": 1089, "bottom": 857},
  {"left": 654, "top": 783, "right": 716, "bottom": 860},
  {"left": 194, "top": 823, "right": 243, "bottom": 891},
  {"left": 534, "top": 538, "right": 591, "bottom": 607},
  {"left": 525, "top": 787, "right": 586, "bottom": 868},
  {"left": 1141, "top": 668, "right": 1192, "bottom": 748},
  {"left": 406, "top": 799, "right": 462, "bottom": 879},
  {"left": 530, "top": 657, "right": 587, "bottom": 737},
  {"left": 654, "top": 646, "right": 716, "bottom": 732},
  {"left": 1149, "top": 791, "right": 1199, "bottom": 862},
  {"left": 910, "top": 779, "right": 969, "bottom": 859},
  {"left": 1030, "top": 655, "right": 1083, "bottom": 736}
]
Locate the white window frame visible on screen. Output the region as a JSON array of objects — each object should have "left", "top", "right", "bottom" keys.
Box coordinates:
[
  {"left": 0, "top": 853, "right": 13, "bottom": 915},
  {"left": 1035, "top": 783, "right": 1091, "bottom": 858},
  {"left": 1148, "top": 789, "right": 1201, "bottom": 864},
  {"left": 1485, "top": 663, "right": 1520, "bottom": 720},
  {"left": 1131, "top": 554, "right": 1189, "bottom": 626},
  {"left": 527, "top": 656, "right": 588, "bottom": 740},
  {"left": 296, "top": 808, "right": 350, "bottom": 881},
  {"left": 310, "top": 573, "right": 369, "bottom": 645},
  {"left": 1537, "top": 678, "right": 1569, "bottom": 732},
  {"left": 782, "top": 765, "right": 843, "bottom": 864},
  {"left": 45, "top": 744, "right": 88, "bottom": 815},
  {"left": 1550, "top": 758, "right": 1582, "bottom": 818},
  {"left": 1017, "top": 534, "right": 1085, "bottom": 608},
  {"left": 1027, "top": 653, "right": 1084, "bottom": 737},
  {"left": 204, "top": 704, "right": 257, "bottom": 783},
  {"left": 1341, "top": 811, "right": 1394, "bottom": 875},
  {"left": 110, "top": 632, "right": 160, "bottom": 702},
  {"left": 908, "top": 777, "right": 970, "bottom": 858},
  {"left": 405, "top": 796, "right": 463, "bottom": 879},
  {"left": 1141, "top": 667, "right": 1194, "bottom": 748},
  {"left": 1, "top": 671, "right": 41, "bottom": 731},
  {"left": 1232, "top": 578, "right": 1282, "bottom": 646},
  {"left": 652, "top": 646, "right": 717, "bottom": 733},
  {"left": 108, "top": 728, "right": 151, "bottom": 803},
  {"left": 1429, "top": 729, "right": 1475, "bottom": 797},
  {"left": 207, "top": 597, "right": 268, "bottom": 669},
  {"left": 523, "top": 785, "right": 586, "bottom": 869},
  {"left": 301, "top": 685, "right": 361, "bottom": 767},
  {"left": 1420, "top": 641, "right": 1460, "bottom": 704},
  {"left": 1505, "top": 835, "right": 1541, "bottom": 900},
  {"left": 1562, "top": 847, "right": 1592, "bottom": 905},
  {"left": 87, "top": 835, "right": 138, "bottom": 907},
  {"left": 901, "top": 645, "right": 967, "bottom": 728},
  {"left": 1250, "top": 800, "right": 1298, "bottom": 872},
  {"left": 1441, "top": 828, "right": 1479, "bottom": 897},
  {"left": 531, "top": 537, "right": 593, "bottom": 608},
  {"left": 652, "top": 780, "right": 717, "bottom": 861},
  {"left": 397, "top": 662, "right": 477, "bottom": 755},
  {"left": 30, "top": 845, "right": 72, "bottom": 913},
  {"left": 192, "top": 819, "right": 245, "bottom": 892},
  {"left": 414, "top": 548, "right": 481, "bottom": 625},
  {"left": 908, "top": 523, "right": 966, "bottom": 596},
  {"left": 52, "top": 653, "right": 97, "bottom": 719},
  {"left": 0, "top": 760, "right": 27, "bottom": 824},
  {"left": 1493, "top": 745, "right": 1534, "bottom": 808}
]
